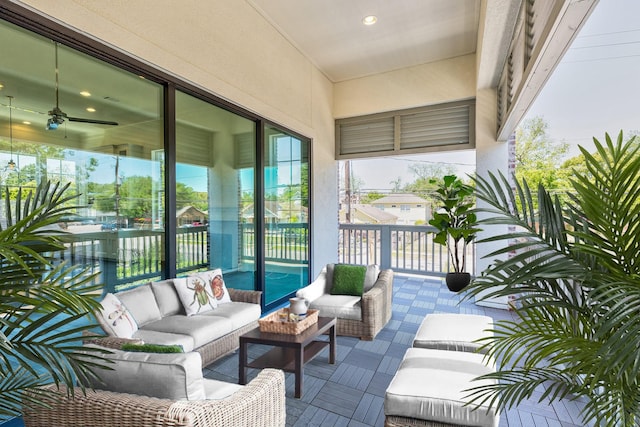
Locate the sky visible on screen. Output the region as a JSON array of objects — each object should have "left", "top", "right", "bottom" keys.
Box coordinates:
[{"left": 350, "top": 0, "right": 640, "bottom": 191}]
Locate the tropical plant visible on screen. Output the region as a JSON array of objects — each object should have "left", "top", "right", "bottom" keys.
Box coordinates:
[
  {"left": 428, "top": 174, "right": 479, "bottom": 273},
  {"left": 0, "top": 181, "right": 109, "bottom": 421},
  {"left": 464, "top": 131, "right": 640, "bottom": 427}
]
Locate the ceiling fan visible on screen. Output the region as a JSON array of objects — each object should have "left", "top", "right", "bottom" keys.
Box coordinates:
[{"left": 46, "top": 42, "right": 119, "bottom": 130}]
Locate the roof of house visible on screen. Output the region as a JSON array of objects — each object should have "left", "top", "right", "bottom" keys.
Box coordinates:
[
  {"left": 353, "top": 204, "right": 397, "bottom": 222},
  {"left": 372, "top": 194, "right": 428, "bottom": 205}
]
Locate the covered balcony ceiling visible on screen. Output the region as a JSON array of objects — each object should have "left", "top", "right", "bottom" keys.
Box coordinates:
[{"left": 248, "top": 0, "right": 481, "bottom": 83}]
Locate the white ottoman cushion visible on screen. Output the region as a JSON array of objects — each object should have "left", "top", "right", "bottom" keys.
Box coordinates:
[
  {"left": 385, "top": 348, "right": 499, "bottom": 427},
  {"left": 413, "top": 313, "right": 493, "bottom": 354}
]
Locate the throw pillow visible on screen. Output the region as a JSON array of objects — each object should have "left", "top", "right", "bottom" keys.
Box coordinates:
[
  {"left": 97, "top": 293, "right": 138, "bottom": 338},
  {"left": 330, "top": 264, "right": 367, "bottom": 296},
  {"left": 196, "top": 269, "right": 232, "bottom": 304},
  {"left": 121, "top": 343, "right": 184, "bottom": 353},
  {"left": 173, "top": 276, "right": 218, "bottom": 316}
]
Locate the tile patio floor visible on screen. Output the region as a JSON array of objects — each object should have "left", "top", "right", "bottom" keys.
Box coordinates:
[{"left": 205, "top": 274, "right": 591, "bottom": 427}]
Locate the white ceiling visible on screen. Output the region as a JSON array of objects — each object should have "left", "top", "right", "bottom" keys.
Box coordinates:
[{"left": 247, "top": 0, "right": 481, "bottom": 82}]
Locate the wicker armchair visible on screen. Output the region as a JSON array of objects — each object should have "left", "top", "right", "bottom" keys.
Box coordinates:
[
  {"left": 23, "top": 368, "right": 286, "bottom": 427},
  {"left": 296, "top": 265, "right": 393, "bottom": 340}
]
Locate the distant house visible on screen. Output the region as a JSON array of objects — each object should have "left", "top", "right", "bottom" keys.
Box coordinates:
[
  {"left": 241, "top": 200, "right": 308, "bottom": 224},
  {"left": 371, "top": 193, "right": 431, "bottom": 225},
  {"left": 176, "top": 206, "right": 208, "bottom": 227},
  {"left": 343, "top": 204, "right": 398, "bottom": 224}
]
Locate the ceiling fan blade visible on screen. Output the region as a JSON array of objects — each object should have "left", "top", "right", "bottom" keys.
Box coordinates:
[{"left": 67, "top": 116, "right": 119, "bottom": 126}]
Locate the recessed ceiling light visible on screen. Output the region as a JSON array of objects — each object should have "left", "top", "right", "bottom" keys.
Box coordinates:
[
  {"left": 86, "top": 107, "right": 96, "bottom": 113},
  {"left": 362, "top": 15, "right": 377, "bottom": 25},
  {"left": 0, "top": 83, "right": 4, "bottom": 89},
  {"left": 23, "top": 121, "right": 31, "bottom": 125},
  {"left": 80, "top": 91, "right": 91, "bottom": 97}
]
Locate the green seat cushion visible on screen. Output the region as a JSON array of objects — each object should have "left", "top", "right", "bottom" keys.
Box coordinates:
[
  {"left": 330, "top": 264, "right": 366, "bottom": 296},
  {"left": 121, "top": 343, "right": 184, "bottom": 353}
]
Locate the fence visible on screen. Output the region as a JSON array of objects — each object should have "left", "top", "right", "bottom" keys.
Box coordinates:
[{"left": 338, "top": 223, "right": 475, "bottom": 277}]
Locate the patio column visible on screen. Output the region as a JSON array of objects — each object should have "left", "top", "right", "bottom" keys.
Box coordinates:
[{"left": 474, "top": 87, "right": 510, "bottom": 309}]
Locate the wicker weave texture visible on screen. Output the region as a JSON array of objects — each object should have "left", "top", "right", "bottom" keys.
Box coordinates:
[
  {"left": 336, "top": 269, "right": 393, "bottom": 340},
  {"left": 23, "top": 369, "right": 285, "bottom": 427},
  {"left": 197, "top": 320, "right": 258, "bottom": 366}
]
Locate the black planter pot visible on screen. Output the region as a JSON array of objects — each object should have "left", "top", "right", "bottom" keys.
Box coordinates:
[{"left": 445, "top": 272, "right": 471, "bottom": 292}]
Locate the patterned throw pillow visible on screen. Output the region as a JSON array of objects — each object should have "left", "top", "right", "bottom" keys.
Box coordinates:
[
  {"left": 97, "top": 293, "right": 139, "bottom": 338},
  {"left": 196, "top": 269, "right": 232, "bottom": 304},
  {"left": 173, "top": 276, "right": 218, "bottom": 316}
]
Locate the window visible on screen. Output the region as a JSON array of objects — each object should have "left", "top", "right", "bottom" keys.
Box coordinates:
[{"left": 0, "top": 13, "right": 311, "bottom": 308}]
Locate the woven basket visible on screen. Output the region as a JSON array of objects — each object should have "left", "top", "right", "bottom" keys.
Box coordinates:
[{"left": 259, "top": 309, "right": 319, "bottom": 335}]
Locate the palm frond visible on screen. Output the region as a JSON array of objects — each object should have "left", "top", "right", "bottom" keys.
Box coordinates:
[{"left": 465, "top": 132, "right": 640, "bottom": 426}]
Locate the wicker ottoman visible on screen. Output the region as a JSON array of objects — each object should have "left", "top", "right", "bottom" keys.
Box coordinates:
[
  {"left": 412, "top": 313, "right": 493, "bottom": 354},
  {"left": 384, "top": 348, "right": 499, "bottom": 427}
]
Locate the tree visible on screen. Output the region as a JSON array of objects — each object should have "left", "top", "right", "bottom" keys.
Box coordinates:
[
  {"left": 361, "top": 191, "right": 385, "bottom": 204},
  {"left": 408, "top": 162, "right": 456, "bottom": 181},
  {"left": 466, "top": 132, "right": 640, "bottom": 427},
  {"left": 515, "top": 116, "right": 570, "bottom": 197}
]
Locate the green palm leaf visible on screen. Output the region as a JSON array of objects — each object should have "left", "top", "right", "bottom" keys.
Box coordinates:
[
  {"left": 466, "top": 131, "right": 640, "bottom": 426},
  {"left": 0, "top": 181, "right": 111, "bottom": 419}
]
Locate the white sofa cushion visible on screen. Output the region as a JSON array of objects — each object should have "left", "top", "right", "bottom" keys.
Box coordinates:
[
  {"left": 141, "top": 315, "right": 234, "bottom": 349},
  {"left": 97, "top": 293, "right": 138, "bottom": 338},
  {"left": 201, "top": 302, "right": 261, "bottom": 329},
  {"left": 150, "top": 279, "right": 183, "bottom": 316},
  {"left": 309, "top": 294, "right": 362, "bottom": 320},
  {"left": 116, "top": 284, "right": 162, "bottom": 327},
  {"left": 413, "top": 313, "right": 494, "bottom": 354},
  {"left": 132, "top": 329, "right": 196, "bottom": 352},
  {"left": 385, "top": 348, "right": 498, "bottom": 427},
  {"left": 86, "top": 346, "right": 206, "bottom": 401}
]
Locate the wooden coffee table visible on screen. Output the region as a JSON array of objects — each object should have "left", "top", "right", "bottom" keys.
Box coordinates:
[{"left": 239, "top": 316, "right": 337, "bottom": 398}]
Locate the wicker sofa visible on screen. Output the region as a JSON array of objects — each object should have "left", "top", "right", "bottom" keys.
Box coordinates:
[
  {"left": 296, "top": 264, "right": 393, "bottom": 340},
  {"left": 23, "top": 348, "right": 286, "bottom": 427},
  {"left": 90, "top": 279, "right": 262, "bottom": 367}
]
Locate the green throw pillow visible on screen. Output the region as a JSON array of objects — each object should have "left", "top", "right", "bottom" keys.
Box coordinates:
[
  {"left": 330, "top": 264, "right": 366, "bottom": 296},
  {"left": 121, "top": 343, "right": 184, "bottom": 354}
]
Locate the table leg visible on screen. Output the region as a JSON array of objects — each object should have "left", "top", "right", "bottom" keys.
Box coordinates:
[
  {"left": 329, "top": 324, "right": 336, "bottom": 364},
  {"left": 239, "top": 339, "right": 247, "bottom": 385},
  {"left": 295, "top": 345, "right": 303, "bottom": 398}
]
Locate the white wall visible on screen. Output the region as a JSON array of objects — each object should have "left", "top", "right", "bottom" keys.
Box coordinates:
[
  {"left": 474, "top": 87, "right": 510, "bottom": 309},
  {"left": 333, "top": 54, "right": 476, "bottom": 118}
]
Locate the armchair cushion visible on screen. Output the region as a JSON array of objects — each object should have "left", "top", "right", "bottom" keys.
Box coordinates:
[
  {"left": 308, "top": 294, "right": 362, "bottom": 320},
  {"left": 330, "top": 264, "right": 366, "bottom": 296},
  {"left": 327, "top": 264, "right": 380, "bottom": 292}
]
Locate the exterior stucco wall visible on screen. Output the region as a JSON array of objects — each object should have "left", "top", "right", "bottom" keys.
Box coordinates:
[{"left": 333, "top": 54, "right": 477, "bottom": 118}]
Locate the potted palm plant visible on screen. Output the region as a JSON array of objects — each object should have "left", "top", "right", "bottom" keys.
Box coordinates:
[
  {"left": 0, "top": 181, "right": 109, "bottom": 421},
  {"left": 464, "top": 132, "right": 640, "bottom": 427},
  {"left": 428, "top": 174, "right": 479, "bottom": 291}
]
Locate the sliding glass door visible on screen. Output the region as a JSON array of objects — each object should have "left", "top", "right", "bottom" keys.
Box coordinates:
[{"left": 263, "top": 125, "right": 309, "bottom": 305}]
